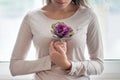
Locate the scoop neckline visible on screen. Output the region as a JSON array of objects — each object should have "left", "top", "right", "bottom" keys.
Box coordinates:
[{"left": 39, "top": 7, "right": 81, "bottom": 21}]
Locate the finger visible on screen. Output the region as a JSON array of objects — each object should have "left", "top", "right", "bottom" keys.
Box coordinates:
[
  {"left": 56, "top": 46, "right": 66, "bottom": 55},
  {"left": 54, "top": 45, "right": 61, "bottom": 53},
  {"left": 49, "top": 41, "right": 60, "bottom": 55},
  {"left": 56, "top": 41, "right": 67, "bottom": 47},
  {"left": 49, "top": 42, "right": 55, "bottom": 55},
  {"left": 49, "top": 41, "right": 55, "bottom": 51},
  {"left": 54, "top": 43, "right": 67, "bottom": 53},
  {"left": 55, "top": 42, "right": 67, "bottom": 49},
  {"left": 50, "top": 41, "right": 54, "bottom": 47},
  {"left": 54, "top": 41, "right": 60, "bottom": 46},
  {"left": 54, "top": 42, "right": 64, "bottom": 48},
  {"left": 62, "top": 42, "right": 67, "bottom": 46}
]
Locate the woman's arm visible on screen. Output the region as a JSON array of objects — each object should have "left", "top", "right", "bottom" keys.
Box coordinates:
[
  {"left": 68, "top": 10, "right": 104, "bottom": 76},
  {"left": 9, "top": 13, "right": 51, "bottom": 76}
]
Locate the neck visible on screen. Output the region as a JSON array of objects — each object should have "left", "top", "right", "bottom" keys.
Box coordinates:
[{"left": 45, "top": 3, "right": 77, "bottom": 13}]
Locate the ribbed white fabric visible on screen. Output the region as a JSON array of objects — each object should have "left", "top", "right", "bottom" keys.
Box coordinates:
[{"left": 9, "top": 7, "right": 104, "bottom": 80}]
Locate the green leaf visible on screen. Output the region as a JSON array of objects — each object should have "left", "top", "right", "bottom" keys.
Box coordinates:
[
  {"left": 51, "top": 23, "right": 55, "bottom": 29},
  {"left": 50, "top": 30, "right": 54, "bottom": 34},
  {"left": 69, "top": 32, "right": 74, "bottom": 37},
  {"left": 60, "top": 38, "right": 66, "bottom": 42}
]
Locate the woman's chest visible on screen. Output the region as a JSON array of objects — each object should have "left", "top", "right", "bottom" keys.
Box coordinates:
[{"left": 30, "top": 19, "right": 89, "bottom": 48}]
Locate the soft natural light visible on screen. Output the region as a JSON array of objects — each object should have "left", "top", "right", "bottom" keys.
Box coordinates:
[{"left": 0, "top": 0, "right": 120, "bottom": 61}]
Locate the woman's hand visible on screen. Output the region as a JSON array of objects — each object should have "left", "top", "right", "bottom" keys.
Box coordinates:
[{"left": 49, "top": 41, "right": 71, "bottom": 69}]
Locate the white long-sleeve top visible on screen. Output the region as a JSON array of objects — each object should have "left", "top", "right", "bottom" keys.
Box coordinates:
[{"left": 10, "top": 7, "right": 104, "bottom": 80}]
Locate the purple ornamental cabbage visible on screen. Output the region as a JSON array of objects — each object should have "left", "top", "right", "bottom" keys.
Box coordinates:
[{"left": 51, "top": 22, "right": 74, "bottom": 41}]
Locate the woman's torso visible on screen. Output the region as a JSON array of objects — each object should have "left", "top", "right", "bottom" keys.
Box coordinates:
[{"left": 27, "top": 7, "right": 92, "bottom": 80}]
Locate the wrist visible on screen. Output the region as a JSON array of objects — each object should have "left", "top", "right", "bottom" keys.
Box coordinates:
[{"left": 64, "top": 61, "right": 72, "bottom": 70}]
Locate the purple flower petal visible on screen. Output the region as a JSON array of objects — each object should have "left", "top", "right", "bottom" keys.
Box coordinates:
[{"left": 51, "top": 22, "right": 74, "bottom": 39}]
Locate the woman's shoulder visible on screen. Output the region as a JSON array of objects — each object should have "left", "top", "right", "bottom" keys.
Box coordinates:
[
  {"left": 79, "top": 7, "right": 96, "bottom": 15},
  {"left": 79, "top": 7, "right": 98, "bottom": 20},
  {"left": 24, "top": 8, "right": 43, "bottom": 18}
]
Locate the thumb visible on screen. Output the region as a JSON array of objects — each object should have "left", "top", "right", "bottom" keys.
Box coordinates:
[{"left": 49, "top": 41, "right": 55, "bottom": 52}]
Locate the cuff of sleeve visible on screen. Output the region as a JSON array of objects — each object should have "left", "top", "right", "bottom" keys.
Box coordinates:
[
  {"left": 65, "top": 61, "right": 76, "bottom": 75},
  {"left": 68, "top": 61, "right": 76, "bottom": 75},
  {"left": 66, "top": 61, "right": 83, "bottom": 76}
]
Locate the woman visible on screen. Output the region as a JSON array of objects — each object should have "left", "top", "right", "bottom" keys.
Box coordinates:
[{"left": 10, "top": 0, "right": 104, "bottom": 80}]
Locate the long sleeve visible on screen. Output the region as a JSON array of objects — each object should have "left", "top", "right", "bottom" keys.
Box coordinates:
[
  {"left": 68, "top": 11, "right": 104, "bottom": 76},
  {"left": 9, "top": 13, "right": 51, "bottom": 76}
]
